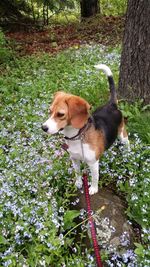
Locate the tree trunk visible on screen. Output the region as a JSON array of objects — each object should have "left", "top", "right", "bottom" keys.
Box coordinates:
[
  {"left": 80, "top": 0, "right": 100, "bottom": 18},
  {"left": 31, "top": 0, "right": 35, "bottom": 22},
  {"left": 46, "top": 3, "right": 49, "bottom": 25},
  {"left": 118, "top": 0, "right": 150, "bottom": 104},
  {"left": 43, "top": 2, "right": 46, "bottom": 25}
]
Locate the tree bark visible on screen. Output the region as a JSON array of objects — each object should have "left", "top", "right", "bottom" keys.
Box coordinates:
[
  {"left": 31, "top": 0, "right": 35, "bottom": 22},
  {"left": 80, "top": 0, "right": 100, "bottom": 18},
  {"left": 118, "top": 0, "right": 150, "bottom": 104}
]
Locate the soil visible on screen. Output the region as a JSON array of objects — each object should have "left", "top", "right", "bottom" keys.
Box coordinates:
[{"left": 6, "top": 16, "right": 125, "bottom": 56}]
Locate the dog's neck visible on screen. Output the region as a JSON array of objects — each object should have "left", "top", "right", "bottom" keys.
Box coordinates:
[
  {"left": 62, "top": 117, "right": 93, "bottom": 140},
  {"left": 62, "top": 126, "right": 79, "bottom": 139}
]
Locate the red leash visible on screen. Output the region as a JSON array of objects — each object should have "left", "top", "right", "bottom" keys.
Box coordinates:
[
  {"left": 83, "top": 173, "right": 103, "bottom": 267},
  {"left": 62, "top": 142, "right": 103, "bottom": 266}
]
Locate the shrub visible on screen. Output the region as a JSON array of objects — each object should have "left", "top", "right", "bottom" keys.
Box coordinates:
[
  {"left": 101, "top": 0, "right": 127, "bottom": 15},
  {"left": 0, "top": 28, "right": 13, "bottom": 64}
]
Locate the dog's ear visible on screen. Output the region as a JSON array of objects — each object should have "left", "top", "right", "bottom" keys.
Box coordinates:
[
  {"left": 53, "top": 91, "right": 66, "bottom": 99},
  {"left": 66, "top": 96, "right": 90, "bottom": 129}
]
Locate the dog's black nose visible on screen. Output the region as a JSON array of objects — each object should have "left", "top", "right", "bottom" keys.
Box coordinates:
[{"left": 42, "top": 124, "right": 48, "bottom": 132}]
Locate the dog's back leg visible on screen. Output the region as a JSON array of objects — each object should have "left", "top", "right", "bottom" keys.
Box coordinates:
[{"left": 118, "top": 119, "right": 130, "bottom": 148}]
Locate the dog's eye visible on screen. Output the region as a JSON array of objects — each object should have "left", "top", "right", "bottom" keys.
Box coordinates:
[{"left": 57, "top": 112, "right": 65, "bottom": 118}]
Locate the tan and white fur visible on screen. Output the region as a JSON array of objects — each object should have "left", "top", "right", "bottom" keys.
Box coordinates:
[{"left": 42, "top": 64, "right": 129, "bottom": 195}]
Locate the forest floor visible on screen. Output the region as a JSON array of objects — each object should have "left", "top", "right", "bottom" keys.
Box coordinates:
[
  {"left": 1, "top": 15, "right": 150, "bottom": 267},
  {"left": 6, "top": 16, "right": 124, "bottom": 56}
]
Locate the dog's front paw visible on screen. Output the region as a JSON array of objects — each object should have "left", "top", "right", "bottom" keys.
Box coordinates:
[
  {"left": 75, "top": 178, "right": 83, "bottom": 189},
  {"left": 89, "top": 186, "right": 98, "bottom": 195}
]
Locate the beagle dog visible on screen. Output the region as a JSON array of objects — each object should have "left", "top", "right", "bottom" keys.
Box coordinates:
[{"left": 42, "top": 64, "right": 129, "bottom": 195}]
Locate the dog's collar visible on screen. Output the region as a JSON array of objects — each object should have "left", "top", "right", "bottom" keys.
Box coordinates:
[{"left": 64, "top": 116, "right": 93, "bottom": 141}]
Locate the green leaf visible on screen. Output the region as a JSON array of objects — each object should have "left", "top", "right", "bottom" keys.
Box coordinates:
[
  {"left": 134, "top": 243, "right": 144, "bottom": 257},
  {"left": 64, "top": 210, "right": 80, "bottom": 230},
  {"left": 0, "top": 235, "right": 8, "bottom": 244}
]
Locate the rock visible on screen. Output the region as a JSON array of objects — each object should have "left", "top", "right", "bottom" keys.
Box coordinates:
[{"left": 73, "top": 188, "right": 135, "bottom": 254}]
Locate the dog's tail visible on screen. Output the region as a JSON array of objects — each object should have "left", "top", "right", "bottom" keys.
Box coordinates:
[{"left": 94, "top": 64, "right": 117, "bottom": 104}]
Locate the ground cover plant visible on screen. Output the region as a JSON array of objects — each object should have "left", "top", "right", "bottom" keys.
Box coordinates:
[{"left": 0, "top": 44, "right": 150, "bottom": 266}]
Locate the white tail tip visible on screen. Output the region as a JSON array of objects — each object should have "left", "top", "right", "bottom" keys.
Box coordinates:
[{"left": 94, "top": 64, "right": 112, "bottom": 77}]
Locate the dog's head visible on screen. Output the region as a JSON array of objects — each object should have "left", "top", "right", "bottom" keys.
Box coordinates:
[{"left": 42, "top": 91, "right": 90, "bottom": 134}]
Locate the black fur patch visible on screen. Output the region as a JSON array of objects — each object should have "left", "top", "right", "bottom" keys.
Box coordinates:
[
  {"left": 108, "top": 76, "right": 116, "bottom": 103},
  {"left": 92, "top": 103, "right": 122, "bottom": 149}
]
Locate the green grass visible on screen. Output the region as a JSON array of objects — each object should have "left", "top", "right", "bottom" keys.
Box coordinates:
[
  {"left": 101, "top": 0, "right": 127, "bottom": 15},
  {"left": 0, "top": 45, "right": 150, "bottom": 266},
  {"left": 51, "top": 10, "right": 80, "bottom": 24},
  {"left": 119, "top": 101, "right": 150, "bottom": 144},
  {"left": 130, "top": 111, "right": 150, "bottom": 143}
]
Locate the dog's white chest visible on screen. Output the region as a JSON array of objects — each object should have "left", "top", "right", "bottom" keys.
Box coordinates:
[
  {"left": 62, "top": 126, "right": 96, "bottom": 163},
  {"left": 67, "top": 140, "right": 96, "bottom": 163}
]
